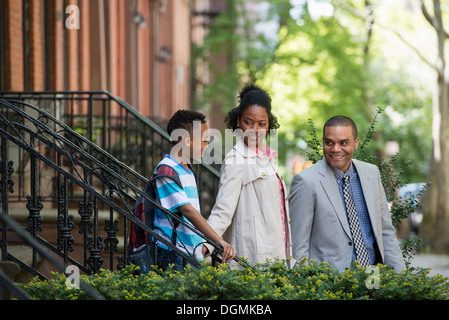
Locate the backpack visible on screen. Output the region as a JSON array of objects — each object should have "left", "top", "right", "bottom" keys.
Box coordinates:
[{"left": 129, "top": 164, "right": 183, "bottom": 274}]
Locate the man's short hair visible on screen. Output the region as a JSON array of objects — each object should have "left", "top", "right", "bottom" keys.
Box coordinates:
[
  {"left": 323, "top": 115, "right": 358, "bottom": 139},
  {"left": 167, "top": 109, "right": 206, "bottom": 144}
]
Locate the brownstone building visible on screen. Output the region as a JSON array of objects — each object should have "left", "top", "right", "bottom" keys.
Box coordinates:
[
  {"left": 0, "top": 0, "right": 217, "bottom": 120},
  {"left": 0, "top": 1, "right": 231, "bottom": 280}
]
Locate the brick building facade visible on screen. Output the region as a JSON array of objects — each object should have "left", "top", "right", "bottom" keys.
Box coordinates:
[{"left": 0, "top": 0, "right": 210, "bottom": 120}]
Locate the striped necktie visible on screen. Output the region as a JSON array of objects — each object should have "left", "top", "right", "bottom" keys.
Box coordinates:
[{"left": 342, "top": 173, "right": 370, "bottom": 267}]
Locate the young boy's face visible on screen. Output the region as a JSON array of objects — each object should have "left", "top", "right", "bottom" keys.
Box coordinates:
[
  {"left": 170, "top": 121, "right": 209, "bottom": 164},
  {"left": 190, "top": 122, "right": 209, "bottom": 162}
]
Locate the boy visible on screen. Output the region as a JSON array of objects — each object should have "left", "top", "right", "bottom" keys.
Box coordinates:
[{"left": 132, "top": 110, "right": 236, "bottom": 271}]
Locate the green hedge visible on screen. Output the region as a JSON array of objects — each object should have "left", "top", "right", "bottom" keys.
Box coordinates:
[{"left": 21, "top": 259, "right": 449, "bottom": 300}]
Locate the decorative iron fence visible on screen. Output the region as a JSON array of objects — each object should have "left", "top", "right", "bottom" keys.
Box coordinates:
[
  {"left": 0, "top": 91, "right": 220, "bottom": 218},
  {"left": 0, "top": 98, "right": 235, "bottom": 297},
  {"left": 0, "top": 211, "right": 104, "bottom": 300}
]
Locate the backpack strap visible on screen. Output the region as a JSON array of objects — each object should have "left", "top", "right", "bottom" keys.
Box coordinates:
[{"left": 144, "top": 164, "right": 183, "bottom": 243}]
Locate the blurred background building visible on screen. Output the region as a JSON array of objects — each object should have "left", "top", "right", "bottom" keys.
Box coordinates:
[
  {"left": 0, "top": 0, "right": 228, "bottom": 127},
  {"left": 0, "top": 0, "right": 231, "bottom": 280}
]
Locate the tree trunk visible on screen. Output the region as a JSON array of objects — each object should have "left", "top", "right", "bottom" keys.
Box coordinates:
[
  {"left": 422, "top": 72, "right": 449, "bottom": 252},
  {"left": 420, "top": 0, "right": 449, "bottom": 253}
]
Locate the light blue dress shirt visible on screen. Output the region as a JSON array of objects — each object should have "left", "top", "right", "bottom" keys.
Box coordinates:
[{"left": 333, "top": 162, "right": 377, "bottom": 265}]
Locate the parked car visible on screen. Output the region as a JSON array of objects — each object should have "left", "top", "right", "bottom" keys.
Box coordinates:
[{"left": 398, "top": 183, "right": 426, "bottom": 236}]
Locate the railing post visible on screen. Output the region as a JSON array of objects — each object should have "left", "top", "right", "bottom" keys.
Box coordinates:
[
  {"left": 104, "top": 206, "right": 119, "bottom": 271},
  {"left": 87, "top": 196, "right": 103, "bottom": 274},
  {"left": 78, "top": 186, "right": 93, "bottom": 267},
  {"left": 25, "top": 150, "right": 43, "bottom": 270},
  {"left": 57, "top": 170, "right": 74, "bottom": 267},
  {"left": 117, "top": 217, "right": 129, "bottom": 270},
  {"left": 1, "top": 134, "right": 14, "bottom": 262}
]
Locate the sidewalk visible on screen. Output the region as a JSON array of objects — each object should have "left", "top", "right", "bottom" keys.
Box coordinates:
[{"left": 410, "top": 253, "right": 449, "bottom": 278}]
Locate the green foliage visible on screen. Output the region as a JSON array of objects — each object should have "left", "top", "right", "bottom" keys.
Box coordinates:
[
  {"left": 401, "top": 237, "right": 424, "bottom": 269},
  {"left": 305, "top": 118, "right": 322, "bottom": 164},
  {"left": 356, "top": 106, "right": 385, "bottom": 158},
  {"left": 21, "top": 260, "right": 449, "bottom": 300},
  {"left": 193, "top": 0, "right": 290, "bottom": 113}
]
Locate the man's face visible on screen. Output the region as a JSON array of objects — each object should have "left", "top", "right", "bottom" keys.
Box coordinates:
[{"left": 323, "top": 125, "right": 359, "bottom": 172}]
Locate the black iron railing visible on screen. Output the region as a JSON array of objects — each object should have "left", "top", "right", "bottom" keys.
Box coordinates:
[
  {"left": 0, "top": 98, "right": 231, "bottom": 289},
  {"left": 0, "top": 211, "right": 104, "bottom": 300},
  {"left": 0, "top": 91, "right": 220, "bottom": 217}
]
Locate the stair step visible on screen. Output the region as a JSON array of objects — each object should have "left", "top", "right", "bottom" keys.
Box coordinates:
[
  {"left": 0, "top": 245, "right": 43, "bottom": 285},
  {"left": 0, "top": 260, "right": 20, "bottom": 279}
]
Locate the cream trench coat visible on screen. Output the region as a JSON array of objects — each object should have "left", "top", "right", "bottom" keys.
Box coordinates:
[{"left": 205, "top": 138, "right": 292, "bottom": 268}]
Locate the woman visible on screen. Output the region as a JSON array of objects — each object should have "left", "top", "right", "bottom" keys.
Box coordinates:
[{"left": 204, "top": 83, "right": 292, "bottom": 268}]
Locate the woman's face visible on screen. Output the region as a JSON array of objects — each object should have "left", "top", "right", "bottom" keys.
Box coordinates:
[{"left": 237, "top": 105, "right": 268, "bottom": 149}]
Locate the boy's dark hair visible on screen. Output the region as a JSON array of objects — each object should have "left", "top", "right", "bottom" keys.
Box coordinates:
[
  {"left": 225, "top": 83, "right": 280, "bottom": 133},
  {"left": 167, "top": 109, "right": 206, "bottom": 144},
  {"left": 323, "top": 115, "right": 358, "bottom": 139}
]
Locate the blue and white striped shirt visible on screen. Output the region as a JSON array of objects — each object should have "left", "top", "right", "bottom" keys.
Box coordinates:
[
  {"left": 153, "top": 155, "right": 204, "bottom": 260},
  {"left": 333, "top": 162, "right": 377, "bottom": 265}
]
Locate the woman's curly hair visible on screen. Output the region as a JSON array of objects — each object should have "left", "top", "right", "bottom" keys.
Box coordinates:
[{"left": 225, "top": 83, "right": 280, "bottom": 134}]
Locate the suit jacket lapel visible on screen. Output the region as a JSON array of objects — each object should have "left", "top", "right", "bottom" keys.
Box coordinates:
[
  {"left": 318, "top": 159, "right": 352, "bottom": 238},
  {"left": 352, "top": 159, "right": 380, "bottom": 241}
]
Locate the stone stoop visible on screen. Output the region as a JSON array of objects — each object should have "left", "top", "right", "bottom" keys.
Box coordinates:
[{"left": 0, "top": 246, "right": 41, "bottom": 299}]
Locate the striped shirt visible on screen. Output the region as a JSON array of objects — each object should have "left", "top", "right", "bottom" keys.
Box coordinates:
[{"left": 153, "top": 155, "right": 204, "bottom": 260}]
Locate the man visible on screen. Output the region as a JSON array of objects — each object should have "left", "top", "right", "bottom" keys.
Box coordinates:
[{"left": 289, "top": 116, "right": 405, "bottom": 272}]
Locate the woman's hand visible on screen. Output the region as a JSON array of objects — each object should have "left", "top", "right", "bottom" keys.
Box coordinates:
[{"left": 217, "top": 239, "right": 237, "bottom": 262}]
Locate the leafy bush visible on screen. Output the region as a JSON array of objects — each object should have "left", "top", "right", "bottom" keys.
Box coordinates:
[
  {"left": 22, "top": 108, "right": 443, "bottom": 300},
  {"left": 21, "top": 260, "right": 449, "bottom": 300}
]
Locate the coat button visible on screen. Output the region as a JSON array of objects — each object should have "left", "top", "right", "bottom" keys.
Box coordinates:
[
  {"left": 261, "top": 171, "right": 267, "bottom": 177},
  {"left": 348, "top": 241, "right": 352, "bottom": 246}
]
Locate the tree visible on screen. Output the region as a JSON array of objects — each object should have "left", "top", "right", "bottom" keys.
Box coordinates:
[
  {"left": 194, "top": 1, "right": 438, "bottom": 226},
  {"left": 259, "top": 0, "right": 393, "bottom": 181},
  {"left": 329, "top": 0, "right": 449, "bottom": 251},
  {"left": 418, "top": 0, "right": 449, "bottom": 252},
  {"left": 192, "top": 0, "right": 292, "bottom": 127}
]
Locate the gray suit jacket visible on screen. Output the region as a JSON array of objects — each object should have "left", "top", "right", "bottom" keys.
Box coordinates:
[{"left": 289, "top": 158, "right": 406, "bottom": 272}]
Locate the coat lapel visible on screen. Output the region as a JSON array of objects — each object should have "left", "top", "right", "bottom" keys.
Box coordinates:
[
  {"left": 352, "top": 159, "right": 380, "bottom": 242},
  {"left": 318, "top": 159, "right": 352, "bottom": 238}
]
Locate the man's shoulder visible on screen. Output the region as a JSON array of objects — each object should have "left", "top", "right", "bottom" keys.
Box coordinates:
[{"left": 352, "top": 159, "right": 380, "bottom": 176}]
